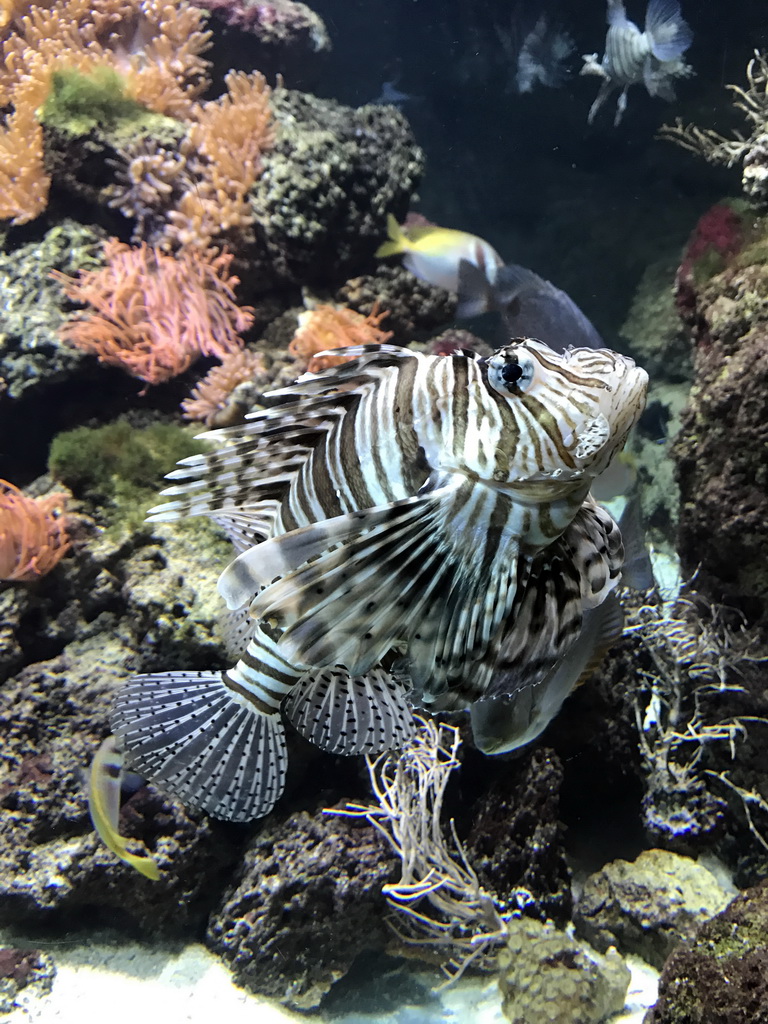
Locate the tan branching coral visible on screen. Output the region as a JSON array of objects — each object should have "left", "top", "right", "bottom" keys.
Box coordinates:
[
  {"left": 53, "top": 239, "right": 254, "bottom": 385},
  {"left": 164, "top": 70, "right": 275, "bottom": 250},
  {"left": 0, "top": 480, "right": 70, "bottom": 582},
  {"left": 0, "top": 0, "right": 211, "bottom": 223},
  {"left": 661, "top": 50, "right": 768, "bottom": 203},
  {"left": 181, "top": 348, "right": 267, "bottom": 425},
  {"left": 289, "top": 303, "right": 393, "bottom": 372}
]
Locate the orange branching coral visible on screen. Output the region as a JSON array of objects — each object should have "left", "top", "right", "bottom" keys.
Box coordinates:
[
  {"left": 53, "top": 239, "right": 254, "bottom": 385},
  {"left": 0, "top": 480, "right": 70, "bottom": 582},
  {"left": 165, "top": 70, "right": 274, "bottom": 250},
  {"left": 182, "top": 348, "right": 267, "bottom": 426},
  {"left": 0, "top": 0, "right": 211, "bottom": 223},
  {"left": 289, "top": 303, "right": 393, "bottom": 372}
]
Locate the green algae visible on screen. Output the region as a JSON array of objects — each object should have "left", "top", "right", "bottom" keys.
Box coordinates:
[
  {"left": 39, "top": 67, "right": 172, "bottom": 139},
  {"left": 48, "top": 418, "right": 209, "bottom": 535}
]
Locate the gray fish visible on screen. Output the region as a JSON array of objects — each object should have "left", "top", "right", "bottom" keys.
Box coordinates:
[
  {"left": 113, "top": 340, "right": 647, "bottom": 822},
  {"left": 493, "top": 264, "right": 604, "bottom": 352},
  {"left": 581, "top": 0, "right": 693, "bottom": 125}
]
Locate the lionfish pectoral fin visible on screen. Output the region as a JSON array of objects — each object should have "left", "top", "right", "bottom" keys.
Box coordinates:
[
  {"left": 221, "top": 486, "right": 458, "bottom": 671},
  {"left": 471, "top": 589, "right": 625, "bottom": 755},
  {"left": 569, "top": 498, "right": 624, "bottom": 607},
  {"left": 113, "top": 671, "right": 287, "bottom": 822},
  {"left": 87, "top": 735, "right": 161, "bottom": 880},
  {"left": 285, "top": 666, "right": 416, "bottom": 756}
]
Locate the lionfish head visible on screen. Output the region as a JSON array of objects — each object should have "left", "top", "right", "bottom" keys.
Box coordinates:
[{"left": 485, "top": 337, "right": 648, "bottom": 480}]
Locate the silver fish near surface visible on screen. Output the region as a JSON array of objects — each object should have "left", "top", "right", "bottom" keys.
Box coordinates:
[
  {"left": 113, "top": 340, "right": 648, "bottom": 822},
  {"left": 581, "top": 0, "right": 693, "bottom": 126}
]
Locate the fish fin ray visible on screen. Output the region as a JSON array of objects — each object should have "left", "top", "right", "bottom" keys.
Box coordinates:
[
  {"left": 644, "top": 0, "right": 692, "bottom": 61},
  {"left": 113, "top": 671, "right": 287, "bottom": 821},
  {"left": 231, "top": 485, "right": 460, "bottom": 667},
  {"left": 285, "top": 666, "right": 415, "bottom": 755}
]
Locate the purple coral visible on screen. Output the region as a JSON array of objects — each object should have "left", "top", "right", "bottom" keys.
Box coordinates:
[{"left": 199, "top": 0, "right": 329, "bottom": 53}]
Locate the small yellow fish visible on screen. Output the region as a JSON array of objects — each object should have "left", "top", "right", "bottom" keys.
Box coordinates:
[
  {"left": 376, "top": 214, "right": 511, "bottom": 317},
  {"left": 88, "top": 735, "right": 160, "bottom": 881}
]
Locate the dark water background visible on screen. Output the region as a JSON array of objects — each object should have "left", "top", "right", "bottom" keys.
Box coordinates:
[{"left": 296, "top": 0, "right": 764, "bottom": 344}]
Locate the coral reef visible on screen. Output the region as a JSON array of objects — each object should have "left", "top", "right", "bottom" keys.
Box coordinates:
[
  {"left": 0, "top": 480, "right": 70, "bottom": 581},
  {"left": 0, "top": 0, "right": 211, "bottom": 223},
  {"left": 53, "top": 241, "right": 253, "bottom": 385},
  {"left": 464, "top": 747, "right": 572, "bottom": 927},
  {"left": 619, "top": 255, "right": 691, "bottom": 384},
  {"left": 661, "top": 51, "right": 768, "bottom": 205},
  {"left": 498, "top": 915, "right": 630, "bottom": 1024},
  {"left": 337, "top": 265, "right": 457, "bottom": 344},
  {"left": 250, "top": 89, "right": 424, "bottom": 288},
  {"left": 574, "top": 849, "right": 732, "bottom": 969},
  {"left": 0, "top": 220, "right": 104, "bottom": 400},
  {"left": 195, "top": 0, "right": 330, "bottom": 82},
  {"left": 646, "top": 880, "right": 768, "bottom": 1024},
  {"left": 48, "top": 418, "right": 206, "bottom": 529},
  {"left": 181, "top": 349, "right": 268, "bottom": 426},
  {"left": 206, "top": 809, "right": 397, "bottom": 1011},
  {"left": 336, "top": 718, "right": 509, "bottom": 984},
  {"left": 288, "top": 302, "right": 393, "bottom": 372},
  {"left": 672, "top": 225, "right": 768, "bottom": 620}
]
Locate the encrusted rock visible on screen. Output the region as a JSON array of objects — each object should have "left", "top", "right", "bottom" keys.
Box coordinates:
[
  {"left": 574, "top": 849, "right": 732, "bottom": 969},
  {"left": 250, "top": 89, "right": 424, "bottom": 289},
  {"left": 0, "top": 220, "right": 104, "bottom": 401},
  {"left": 673, "top": 245, "right": 768, "bottom": 622},
  {"left": 206, "top": 808, "right": 397, "bottom": 1011},
  {"left": 465, "top": 747, "right": 572, "bottom": 926},
  {"left": 498, "top": 915, "right": 630, "bottom": 1024},
  {"left": 646, "top": 880, "right": 768, "bottom": 1024},
  {"left": 0, "top": 948, "right": 56, "bottom": 1014}
]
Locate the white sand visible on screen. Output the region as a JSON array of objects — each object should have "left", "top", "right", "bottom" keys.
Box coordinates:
[{"left": 5, "top": 940, "right": 304, "bottom": 1024}]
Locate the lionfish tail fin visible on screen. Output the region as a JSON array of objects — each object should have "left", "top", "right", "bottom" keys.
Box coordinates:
[
  {"left": 113, "top": 671, "right": 287, "bottom": 822},
  {"left": 285, "top": 666, "right": 415, "bottom": 755}
]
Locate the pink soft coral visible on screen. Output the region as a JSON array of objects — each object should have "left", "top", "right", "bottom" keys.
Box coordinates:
[
  {"left": 0, "top": 481, "right": 70, "bottom": 582},
  {"left": 53, "top": 240, "right": 254, "bottom": 385}
]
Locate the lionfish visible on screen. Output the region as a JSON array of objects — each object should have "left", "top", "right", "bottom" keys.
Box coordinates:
[{"left": 112, "top": 340, "right": 647, "bottom": 822}]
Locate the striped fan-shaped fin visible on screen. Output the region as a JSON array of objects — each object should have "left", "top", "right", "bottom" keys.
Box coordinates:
[
  {"left": 113, "top": 671, "right": 287, "bottom": 822},
  {"left": 478, "top": 547, "right": 584, "bottom": 702},
  {"left": 284, "top": 665, "right": 415, "bottom": 756}
]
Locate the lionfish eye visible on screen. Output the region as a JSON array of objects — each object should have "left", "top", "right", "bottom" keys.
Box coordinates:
[
  {"left": 501, "top": 361, "right": 524, "bottom": 385},
  {"left": 487, "top": 350, "right": 535, "bottom": 395}
]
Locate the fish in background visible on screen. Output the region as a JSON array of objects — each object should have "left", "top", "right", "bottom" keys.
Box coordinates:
[
  {"left": 376, "top": 214, "right": 515, "bottom": 317},
  {"left": 581, "top": 0, "right": 693, "bottom": 126},
  {"left": 493, "top": 264, "right": 604, "bottom": 350},
  {"left": 377, "top": 215, "right": 604, "bottom": 348},
  {"left": 515, "top": 13, "right": 575, "bottom": 93}
]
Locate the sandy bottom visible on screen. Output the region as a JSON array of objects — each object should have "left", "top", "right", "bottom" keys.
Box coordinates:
[
  {"left": 5, "top": 940, "right": 304, "bottom": 1024},
  {"left": 3, "top": 938, "right": 658, "bottom": 1024}
]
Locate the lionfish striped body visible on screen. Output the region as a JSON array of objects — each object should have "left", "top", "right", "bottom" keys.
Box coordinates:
[{"left": 113, "top": 340, "right": 647, "bottom": 821}]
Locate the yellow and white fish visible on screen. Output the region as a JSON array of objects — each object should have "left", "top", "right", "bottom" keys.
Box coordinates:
[
  {"left": 88, "top": 735, "right": 160, "bottom": 880},
  {"left": 376, "top": 214, "right": 517, "bottom": 318},
  {"left": 112, "top": 339, "right": 647, "bottom": 823}
]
